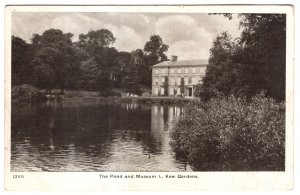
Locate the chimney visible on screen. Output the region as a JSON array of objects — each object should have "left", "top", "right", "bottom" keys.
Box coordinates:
[{"left": 171, "top": 55, "right": 178, "bottom": 62}]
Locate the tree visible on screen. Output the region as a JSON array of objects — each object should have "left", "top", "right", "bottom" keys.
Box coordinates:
[
  {"left": 143, "top": 35, "right": 169, "bottom": 87},
  {"left": 115, "top": 51, "right": 132, "bottom": 86},
  {"left": 77, "top": 29, "right": 116, "bottom": 55},
  {"left": 78, "top": 58, "right": 98, "bottom": 91},
  {"left": 200, "top": 32, "right": 240, "bottom": 100},
  {"left": 239, "top": 14, "right": 286, "bottom": 101},
  {"left": 11, "top": 36, "right": 34, "bottom": 86},
  {"left": 200, "top": 14, "right": 286, "bottom": 101},
  {"left": 122, "top": 49, "right": 144, "bottom": 95},
  {"left": 180, "top": 78, "right": 185, "bottom": 96},
  {"left": 76, "top": 29, "right": 118, "bottom": 94},
  {"left": 31, "top": 29, "right": 82, "bottom": 94},
  {"left": 96, "top": 70, "right": 113, "bottom": 96},
  {"left": 164, "top": 76, "right": 169, "bottom": 96}
]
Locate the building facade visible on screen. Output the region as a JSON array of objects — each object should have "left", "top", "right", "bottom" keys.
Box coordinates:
[{"left": 151, "top": 56, "right": 208, "bottom": 97}]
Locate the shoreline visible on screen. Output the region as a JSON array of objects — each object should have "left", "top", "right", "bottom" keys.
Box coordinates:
[{"left": 12, "top": 95, "right": 199, "bottom": 106}]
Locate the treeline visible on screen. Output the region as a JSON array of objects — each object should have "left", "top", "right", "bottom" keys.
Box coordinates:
[
  {"left": 197, "top": 14, "right": 286, "bottom": 101},
  {"left": 12, "top": 29, "right": 169, "bottom": 96}
]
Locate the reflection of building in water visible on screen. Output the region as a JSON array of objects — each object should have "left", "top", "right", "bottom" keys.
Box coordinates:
[
  {"left": 151, "top": 104, "right": 183, "bottom": 132},
  {"left": 121, "top": 103, "right": 139, "bottom": 110}
]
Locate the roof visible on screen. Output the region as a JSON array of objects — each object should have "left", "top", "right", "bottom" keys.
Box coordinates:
[{"left": 152, "top": 59, "right": 209, "bottom": 68}]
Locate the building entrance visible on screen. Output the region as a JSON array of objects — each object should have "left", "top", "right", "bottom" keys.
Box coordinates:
[{"left": 188, "top": 88, "right": 192, "bottom": 97}]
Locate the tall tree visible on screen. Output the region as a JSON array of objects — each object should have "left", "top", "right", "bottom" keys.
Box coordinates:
[
  {"left": 78, "top": 58, "right": 98, "bottom": 91},
  {"left": 239, "top": 14, "right": 286, "bottom": 101},
  {"left": 76, "top": 29, "right": 117, "bottom": 94},
  {"left": 31, "top": 29, "right": 82, "bottom": 94},
  {"left": 200, "top": 14, "right": 286, "bottom": 101},
  {"left": 77, "top": 29, "right": 116, "bottom": 55},
  {"left": 143, "top": 35, "right": 169, "bottom": 87},
  {"left": 123, "top": 49, "right": 145, "bottom": 95},
  {"left": 114, "top": 51, "right": 132, "bottom": 86},
  {"left": 200, "top": 32, "right": 241, "bottom": 100},
  {"left": 11, "top": 36, "right": 34, "bottom": 86},
  {"left": 180, "top": 78, "right": 185, "bottom": 96}
]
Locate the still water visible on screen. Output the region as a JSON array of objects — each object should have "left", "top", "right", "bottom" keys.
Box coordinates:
[{"left": 11, "top": 101, "right": 192, "bottom": 172}]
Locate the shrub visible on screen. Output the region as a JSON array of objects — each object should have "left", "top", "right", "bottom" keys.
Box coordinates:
[
  {"left": 170, "top": 94, "right": 285, "bottom": 171},
  {"left": 11, "top": 84, "right": 46, "bottom": 102}
]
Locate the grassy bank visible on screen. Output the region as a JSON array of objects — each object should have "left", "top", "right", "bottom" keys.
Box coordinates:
[{"left": 170, "top": 95, "right": 285, "bottom": 171}]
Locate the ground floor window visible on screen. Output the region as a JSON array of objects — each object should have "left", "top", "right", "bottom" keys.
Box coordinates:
[
  {"left": 170, "top": 87, "right": 173, "bottom": 95},
  {"left": 154, "top": 87, "right": 158, "bottom": 95},
  {"left": 160, "top": 88, "right": 164, "bottom": 95}
]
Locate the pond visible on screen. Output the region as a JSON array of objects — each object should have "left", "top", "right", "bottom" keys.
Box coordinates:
[{"left": 11, "top": 101, "right": 192, "bottom": 172}]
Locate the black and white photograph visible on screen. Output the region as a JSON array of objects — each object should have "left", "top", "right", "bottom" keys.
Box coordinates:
[{"left": 4, "top": 4, "right": 294, "bottom": 191}]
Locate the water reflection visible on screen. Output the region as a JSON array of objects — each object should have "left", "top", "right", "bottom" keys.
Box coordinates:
[{"left": 11, "top": 102, "right": 190, "bottom": 172}]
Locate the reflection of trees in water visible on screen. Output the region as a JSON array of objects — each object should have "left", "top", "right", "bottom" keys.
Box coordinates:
[{"left": 11, "top": 102, "right": 187, "bottom": 171}]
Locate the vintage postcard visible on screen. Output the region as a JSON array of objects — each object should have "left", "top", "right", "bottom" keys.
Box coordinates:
[{"left": 4, "top": 5, "right": 294, "bottom": 191}]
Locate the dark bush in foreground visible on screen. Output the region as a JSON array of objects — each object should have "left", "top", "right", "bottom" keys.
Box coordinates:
[
  {"left": 170, "top": 95, "right": 285, "bottom": 171},
  {"left": 12, "top": 84, "right": 46, "bottom": 102}
]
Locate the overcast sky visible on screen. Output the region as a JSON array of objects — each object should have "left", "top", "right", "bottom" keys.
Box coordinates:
[{"left": 12, "top": 12, "right": 242, "bottom": 60}]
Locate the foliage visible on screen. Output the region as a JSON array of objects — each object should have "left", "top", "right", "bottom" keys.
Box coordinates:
[
  {"left": 122, "top": 49, "right": 144, "bottom": 95},
  {"left": 31, "top": 29, "right": 82, "bottom": 93},
  {"left": 12, "top": 30, "right": 166, "bottom": 96},
  {"left": 170, "top": 94, "right": 285, "bottom": 171},
  {"left": 12, "top": 84, "right": 46, "bottom": 101},
  {"left": 78, "top": 58, "right": 98, "bottom": 91},
  {"left": 11, "top": 36, "right": 34, "bottom": 86},
  {"left": 77, "top": 29, "right": 116, "bottom": 55},
  {"left": 180, "top": 78, "right": 185, "bottom": 96},
  {"left": 143, "top": 35, "right": 169, "bottom": 87},
  {"left": 96, "top": 70, "right": 113, "bottom": 96},
  {"left": 200, "top": 14, "right": 286, "bottom": 101},
  {"left": 164, "top": 76, "right": 169, "bottom": 96}
]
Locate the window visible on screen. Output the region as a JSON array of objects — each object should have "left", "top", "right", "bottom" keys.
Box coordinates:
[
  {"left": 192, "top": 68, "right": 196, "bottom": 73},
  {"left": 155, "top": 69, "right": 158, "bottom": 74},
  {"left": 170, "top": 88, "right": 173, "bottom": 95},
  {"left": 192, "top": 77, "right": 197, "bottom": 84},
  {"left": 185, "top": 68, "right": 188, "bottom": 74},
  {"left": 155, "top": 79, "right": 158, "bottom": 85},
  {"left": 154, "top": 88, "right": 158, "bottom": 95},
  {"left": 161, "top": 77, "right": 165, "bottom": 85},
  {"left": 184, "top": 77, "right": 188, "bottom": 84},
  {"left": 170, "top": 69, "right": 174, "bottom": 74},
  {"left": 161, "top": 88, "right": 165, "bottom": 95},
  {"left": 170, "top": 78, "right": 174, "bottom": 85},
  {"left": 188, "top": 77, "right": 192, "bottom": 84},
  {"left": 178, "top": 68, "right": 182, "bottom": 73},
  {"left": 162, "top": 69, "right": 166, "bottom": 74}
]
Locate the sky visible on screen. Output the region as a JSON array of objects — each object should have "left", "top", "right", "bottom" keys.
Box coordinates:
[{"left": 12, "top": 12, "right": 242, "bottom": 60}]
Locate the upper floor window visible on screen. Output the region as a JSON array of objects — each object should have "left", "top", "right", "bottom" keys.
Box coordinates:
[
  {"left": 192, "top": 68, "right": 196, "bottom": 73},
  {"left": 185, "top": 68, "right": 188, "bottom": 74},
  {"left": 161, "top": 77, "right": 165, "bottom": 85},
  {"left": 162, "top": 69, "right": 166, "bottom": 74},
  {"left": 184, "top": 77, "right": 188, "bottom": 84},
  {"left": 178, "top": 68, "right": 182, "bottom": 74},
  {"left": 170, "top": 69, "right": 174, "bottom": 74},
  {"left": 155, "top": 69, "right": 159, "bottom": 74},
  {"left": 192, "top": 77, "right": 197, "bottom": 84},
  {"left": 170, "top": 78, "right": 174, "bottom": 85},
  {"left": 155, "top": 79, "right": 158, "bottom": 85}
]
